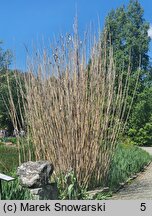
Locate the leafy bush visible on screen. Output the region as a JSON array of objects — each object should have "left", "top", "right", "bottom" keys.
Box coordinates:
[
  {"left": 128, "top": 86, "right": 152, "bottom": 146},
  {"left": 128, "top": 122, "right": 152, "bottom": 146}
]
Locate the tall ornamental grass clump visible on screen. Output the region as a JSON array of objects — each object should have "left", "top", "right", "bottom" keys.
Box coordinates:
[{"left": 8, "top": 24, "right": 138, "bottom": 189}]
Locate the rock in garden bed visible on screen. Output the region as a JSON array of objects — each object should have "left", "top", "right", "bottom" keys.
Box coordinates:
[{"left": 17, "top": 161, "right": 54, "bottom": 188}]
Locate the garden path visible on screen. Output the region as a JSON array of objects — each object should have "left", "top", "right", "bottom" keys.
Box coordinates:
[{"left": 111, "top": 147, "right": 152, "bottom": 200}]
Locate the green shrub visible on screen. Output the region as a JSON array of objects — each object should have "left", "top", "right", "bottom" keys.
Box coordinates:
[{"left": 128, "top": 122, "right": 152, "bottom": 146}]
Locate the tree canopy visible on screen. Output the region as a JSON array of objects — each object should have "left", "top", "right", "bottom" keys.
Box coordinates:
[
  {"left": 103, "top": 0, "right": 152, "bottom": 145},
  {"left": 104, "top": 0, "right": 150, "bottom": 72},
  {"left": 0, "top": 42, "right": 12, "bottom": 71}
]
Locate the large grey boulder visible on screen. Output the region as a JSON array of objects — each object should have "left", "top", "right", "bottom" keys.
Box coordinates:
[{"left": 17, "top": 161, "right": 54, "bottom": 188}]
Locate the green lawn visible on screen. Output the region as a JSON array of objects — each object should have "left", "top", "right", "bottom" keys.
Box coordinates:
[{"left": 0, "top": 144, "right": 19, "bottom": 174}]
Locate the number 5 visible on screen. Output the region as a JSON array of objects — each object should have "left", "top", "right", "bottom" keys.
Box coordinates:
[{"left": 140, "top": 203, "right": 146, "bottom": 211}]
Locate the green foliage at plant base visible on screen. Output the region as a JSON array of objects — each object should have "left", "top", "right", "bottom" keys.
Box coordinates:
[
  {"left": 55, "top": 170, "right": 89, "bottom": 200},
  {"left": 107, "top": 143, "right": 152, "bottom": 190},
  {"left": 2, "top": 175, "right": 32, "bottom": 200}
]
